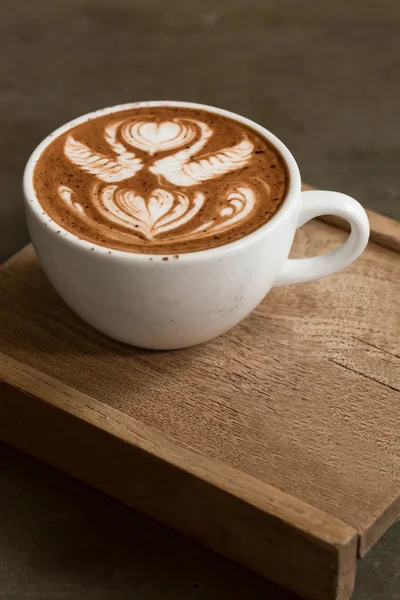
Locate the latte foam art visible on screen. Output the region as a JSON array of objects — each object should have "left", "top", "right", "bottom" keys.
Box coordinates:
[
  {"left": 122, "top": 119, "right": 198, "bottom": 155},
  {"left": 33, "top": 106, "right": 288, "bottom": 254}
]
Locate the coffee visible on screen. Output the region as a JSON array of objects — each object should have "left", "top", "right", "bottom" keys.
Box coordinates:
[{"left": 33, "top": 105, "right": 289, "bottom": 254}]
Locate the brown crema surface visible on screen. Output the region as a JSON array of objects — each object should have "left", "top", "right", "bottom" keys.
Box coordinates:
[{"left": 33, "top": 106, "right": 289, "bottom": 254}]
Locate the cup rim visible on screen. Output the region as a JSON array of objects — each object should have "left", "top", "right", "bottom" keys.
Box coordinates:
[{"left": 23, "top": 100, "right": 301, "bottom": 262}]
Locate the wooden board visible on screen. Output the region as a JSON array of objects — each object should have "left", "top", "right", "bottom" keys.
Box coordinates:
[{"left": 1, "top": 196, "right": 399, "bottom": 600}]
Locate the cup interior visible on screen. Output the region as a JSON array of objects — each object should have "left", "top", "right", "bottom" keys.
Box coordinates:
[{"left": 24, "top": 101, "right": 301, "bottom": 260}]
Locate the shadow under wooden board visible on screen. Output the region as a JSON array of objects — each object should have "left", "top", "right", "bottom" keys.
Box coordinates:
[{"left": 0, "top": 188, "right": 399, "bottom": 600}]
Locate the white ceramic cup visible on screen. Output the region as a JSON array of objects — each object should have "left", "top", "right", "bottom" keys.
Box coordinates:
[{"left": 24, "top": 101, "right": 370, "bottom": 350}]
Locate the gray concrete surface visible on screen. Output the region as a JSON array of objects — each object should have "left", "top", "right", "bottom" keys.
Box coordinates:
[{"left": 0, "top": 0, "right": 399, "bottom": 598}]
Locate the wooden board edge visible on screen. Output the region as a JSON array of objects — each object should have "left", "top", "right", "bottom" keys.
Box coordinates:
[
  {"left": 301, "top": 184, "right": 400, "bottom": 254},
  {"left": 0, "top": 353, "right": 355, "bottom": 549},
  {"left": 0, "top": 355, "right": 358, "bottom": 600},
  {"left": 359, "top": 495, "right": 400, "bottom": 557}
]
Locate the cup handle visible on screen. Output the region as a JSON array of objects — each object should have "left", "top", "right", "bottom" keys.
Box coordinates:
[{"left": 274, "top": 190, "right": 370, "bottom": 286}]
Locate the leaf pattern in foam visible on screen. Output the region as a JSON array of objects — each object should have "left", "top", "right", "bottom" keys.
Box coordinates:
[
  {"left": 64, "top": 135, "right": 142, "bottom": 183},
  {"left": 150, "top": 137, "right": 254, "bottom": 187}
]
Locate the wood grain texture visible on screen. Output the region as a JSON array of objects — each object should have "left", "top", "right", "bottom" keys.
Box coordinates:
[
  {"left": 0, "top": 209, "right": 399, "bottom": 600},
  {"left": 0, "top": 356, "right": 357, "bottom": 600}
]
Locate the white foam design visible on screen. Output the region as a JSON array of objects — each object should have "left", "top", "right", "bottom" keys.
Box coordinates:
[
  {"left": 60, "top": 116, "right": 262, "bottom": 244},
  {"left": 59, "top": 184, "right": 84, "bottom": 213},
  {"left": 57, "top": 185, "right": 143, "bottom": 244},
  {"left": 58, "top": 185, "right": 74, "bottom": 206},
  {"left": 58, "top": 183, "right": 257, "bottom": 242},
  {"left": 89, "top": 185, "right": 205, "bottom": 240},
  {"left": 193, "top": 186, "right": 256, "bottom": 236},
  {"left": 121, "top": 119, "right": 198, "bottom": 155},
  {"left": 150, "top": 137, "right": 253, "bottom": 187},
  {"left": 65, "top": 118, "right": 253, "bottom": 188},
  {"left": 64, "top": 134, "right": 142, "bottom": 182}
]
